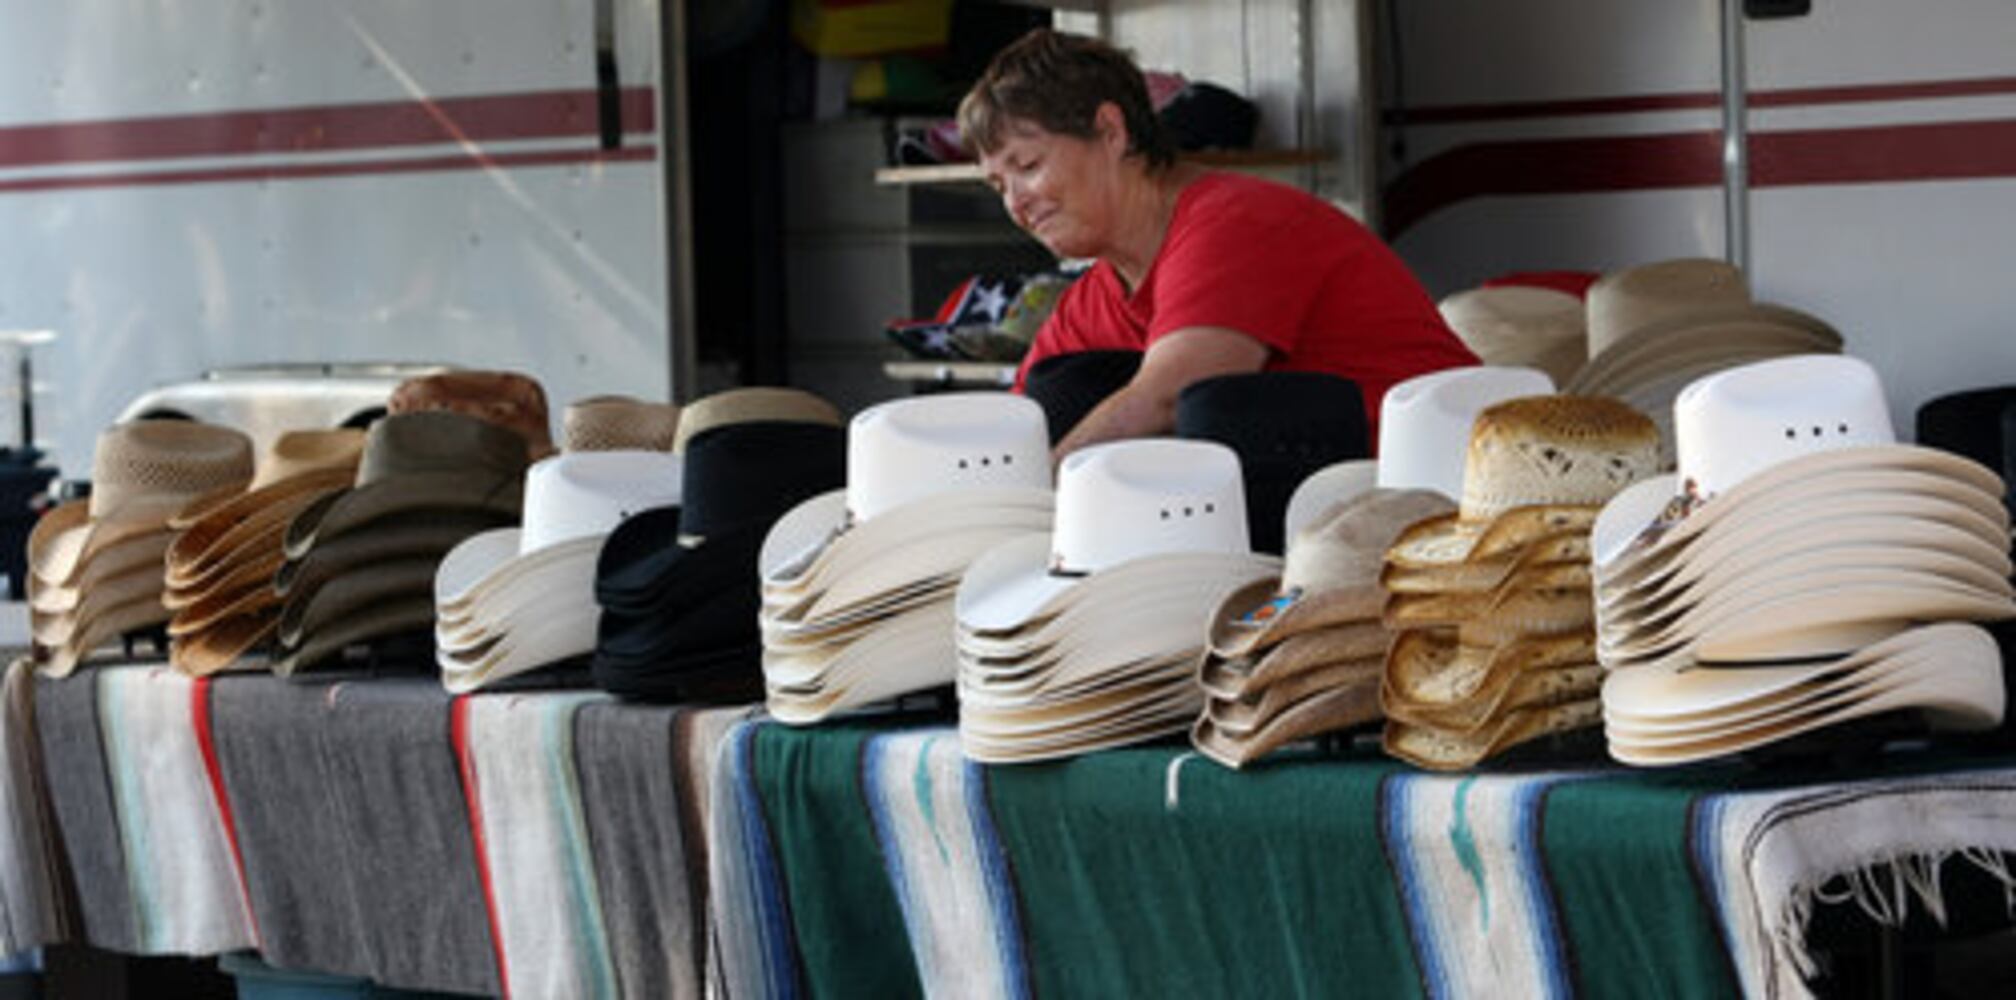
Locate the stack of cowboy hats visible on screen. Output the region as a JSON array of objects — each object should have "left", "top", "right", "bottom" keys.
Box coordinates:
[
  {"left": 1194, "top": 481, "right": 1453, "bottom": 768},
  {"left": 1379, "top": 395, "right": 1663, "bottom": 770},
  {"left": 1563, "top": 259, "right": 1844, "bottom": 460},
  {"left": 390, "top": 369, "right": 556, "bottom": 460},
  {"left": 161, "top": 429, "right": 365, "bottom": 675},
  {"left": 956, "top": 438, "right": 1280, "bottom": 763},
  {"left": 1438, "top": 285, "right": 1587, "bottom": 387},
  {"left": 1593, "top": 355, "right": 2013, "bottom": 764},
  {"left": 434, "top": 448, "right": 682, "bottom": 692},
  {"left": 1173, "top": 372, "right": 1369, "bottom": 555},
  {"left": 562, "top": 395, "right": 683, "bottom": 452},
  {"left": 761, "top": 393, "right": 1054, "bottom": 724},
  {"left": 276, "top": 411, "right": 529, "bottom": 677},
  {"left": 29, "top": 421, "right": 255, "bottom": 676},
  {"left": 592, "top": 388, "right": 845, "bottom": 702}
]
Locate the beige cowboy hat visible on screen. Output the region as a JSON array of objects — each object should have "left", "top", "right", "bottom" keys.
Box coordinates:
[
  {"left": 27, "top": 517, "right": 172, "bottom": 615},
  {"left": 32, "top": 558, "right": 168, "bottom": 649},
  {"left": 1383, "top": 563, "right": 1595, "bottom": 634},
  {"left": 1438, "top": 286, "right": 1587, "bottom": 387},
  {"left": 670, "top": 387, "right": 840, "bottom": 454},
  {"left": 1383, "top": 396, "right": 1661, "bottom": 572},
  {"left": 29, "top": 420, "right": 254, "bottom": 588},
  {"left": 562, "top": 395, "right": 683, "bottom": 452},
  {"left": 172, "top": 608, "right": 281, "bottom": 677},
  {"left": 1582, "top": 257, "right": 1750, "bottom": 359},
  {"left": 1205, "top": 657, "right": 1383, "bottom": 737},
  {"left": 1384, "top": 698, "right": 1603, "bottom": 771},
  {"left": 1568, "top": 303, "right": 1840, "bottom": 398},
  {"left": 389, "top": 369, "right": 556, "bottom": 460},
  {"left": 283, "top": 411, "right": 528, "bottom": 558},
  {"left": 1192, "top": 675, "right": 1385, "bottom": 769},
  {"left": 1198, "top": 620, "right": 1390, "bottom": 702},
  {"left": 165, "top": 429, "right": 364, "bottom": 585},
  {"left": 1206, "top": 489, "right": 1453, "bottom": 662},
  {"left": 38, "top": 593, "right": 175, "bottom": 678}
]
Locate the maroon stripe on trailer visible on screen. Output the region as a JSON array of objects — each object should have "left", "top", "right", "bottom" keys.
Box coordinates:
[
  {"left": 1381, "top": 118, "right": 2016, "bottom": 236},
  {"left": 0, "top": 87, "right": 656, "bottom": 170},
  {"left": 0, "top": 145, "right": 657, "bottom": 195},
  {"left": 1386, "top": 75, "right": 2016, "bottom": 126}
]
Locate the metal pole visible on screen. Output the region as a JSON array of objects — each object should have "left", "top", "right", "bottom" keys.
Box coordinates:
[
  {"left": 661, "top": 0, "right": 698, "bottom": 402},
  {"left": 1719, "top": 0, "right": 1751, "bottom": 272},
  {"left": 17, "top": 352, "right": 31, "bottom": 452}
]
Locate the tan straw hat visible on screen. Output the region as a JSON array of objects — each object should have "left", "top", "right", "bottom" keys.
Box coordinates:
[
  {"left": 562, "top": 395, "right": 682, "bottom": 452},
  {"left": 1584, "top": 258, "right": 1749, "bottom": 359},
  {"left": 29, "top": 421, "right": 253, "bottom": 587}
]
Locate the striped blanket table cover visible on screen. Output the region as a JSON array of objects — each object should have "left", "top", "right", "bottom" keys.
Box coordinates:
[{"left": 709, "top": 720, "right": 2016, "bottom": 1000}]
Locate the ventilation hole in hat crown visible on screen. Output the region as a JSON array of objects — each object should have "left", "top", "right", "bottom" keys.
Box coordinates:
[
  {"left": 1811, "top": 426, "right": 1823, "bottom": 437},
  {"left": 1838, "top": 423, "right": 1849, "bottom": 434},
  {"left": 958, "top": 459, "right": 969, "bottom": 469},
  {"left": 1205, "top": 503, "right": 1215, "bottom": 513},
  {"left": 1002, "top": 454, "right": 1014, "bottom": 465},
  {"left": 1784, "top": 428, "right": 1796, "bottom": 439},
  {"left": 1160, "top": 509, "right": 1170, "bottom": 520},
  {"left": 980, "top": 457, "right": 991, "bottom": 466},
  {"left": 1183, "top": 506, "right": 1193, "bottom": 517}
]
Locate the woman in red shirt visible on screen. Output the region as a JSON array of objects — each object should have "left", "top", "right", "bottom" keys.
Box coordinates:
[{"left": 960, "top": 29, "right": 1477, "bottom": 457}]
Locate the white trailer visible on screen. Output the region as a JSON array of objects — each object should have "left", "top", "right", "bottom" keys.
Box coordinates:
[{"left": 0, "top": 0, "right": 691, "bottom": 473}]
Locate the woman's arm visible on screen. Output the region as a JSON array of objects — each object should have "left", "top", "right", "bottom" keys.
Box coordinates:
[{"left": 1051, "top": 325, "right": 1269, "bottom": 459}]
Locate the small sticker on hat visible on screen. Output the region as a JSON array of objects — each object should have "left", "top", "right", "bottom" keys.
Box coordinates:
[{"left": 1235, "top": 587, "right": 1303, "bottom": 627}]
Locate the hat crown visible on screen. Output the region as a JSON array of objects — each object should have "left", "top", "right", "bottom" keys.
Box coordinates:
[
  {"left": 672, "top": 387, "right": 840, "bottom": 454},
  {"left": 358, "top": 411, "right": 530, "bottom": 486},
  {"left": 846, "top": 392, "right": 1050, "bottom": 521},
  {"left": 1378, "top": 366, "right": 1556, "bottom": 498},
  {"left": 89, "top": 421, "right": 254, "bottom": 516},
  {"left": 1587, "top": 258, "right": 1749, "bottom": 357},
  {"left": 1458, "top": 396, "right": 1662, "bottom": 519},
  {"left": 1674, "top": 354, "right": 1894, "bottom": 498},
  {"left": 254, "top": 429, "right": 365, "bottom": 490},
  {"left": 562, "top": 395, "right": 682, "bottom": 452},
  {"left": 1051, "top": 438, "right": 1249, "bottom": 574},
  {"left": 1282, "top": 459, "right": 1379, "bottom": 542},
  {"left": 1440, "top": 286, "right": 1584, "bottom": 347},
  {"left": 388, "top": 369, "right": 553, "bottom": 457},
  {"left": 1281, "top": 488, "right": 1453, "bottom": 592},
  {"left": 520, "top": 450, "right": 683, "bottom": 554}
]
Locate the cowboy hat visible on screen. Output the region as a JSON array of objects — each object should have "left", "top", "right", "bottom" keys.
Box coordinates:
[
  {"left": 1173, "top": 371, "right": 1369, "bottom": 555},
  {"left": 1438, "top": 286, "right": 1586, "bottom": 387},
  {"left": 29, "top": 420, "right": 253, "bottom": 587},
  {"left": 389, "top": 370, "right": 555, "bottom": 460},
  {"left": 1383, "top": 396, "right": 1661, "bottom": 571},
  {"left": 1281, "top": 459, "right": 1379, "bottom": 544},
  {"left": 1375, "top": 366, "right": 1556, "bottom": 500},
  {"left": 1383, "top": 629, "right": 1595, "bottom": 718},
  {"left": 562, "top": 395, "right": 682, "bottom": 452},
  {"left": 1198, "top": 621, "right": 1391, "bottom": 701},
  {"left": 1207, "top": 489, "right": 1453, "bottom": 660},
  {"left": 283, "top": 411, "right": 528, "bottom": 558},
  {"left": 1384, "top": 698, "right": 1603, "bottom": 771},
  {"left": 1582, "top": 257, "right": 1750, "bottom": 359}
]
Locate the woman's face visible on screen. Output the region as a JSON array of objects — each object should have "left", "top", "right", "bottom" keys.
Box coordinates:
[{"left": 978, "top": 111, "right": 1124, "bottom": 260}]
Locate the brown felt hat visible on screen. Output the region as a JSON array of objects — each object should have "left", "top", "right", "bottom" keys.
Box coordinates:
[{"left": 390, "top": 370, "right": 555, "bottom": 460}]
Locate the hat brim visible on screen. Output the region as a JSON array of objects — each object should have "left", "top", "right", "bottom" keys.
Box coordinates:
[
  {"left": 32, "top": 560, "right": 168, "bottom": 648},
  {"left": 39, "top": 595, "right": 172, "bottom": 678},
  {"left": 167, "top": 474, "right": 350, "bottom": 592},
  {"left": 283, "top": 470, "right": 522, "bottom": 559},
  {"left": 1205, "top": 575, "right": 1385, "bottom": 661},
  {"left": 434, "top": 529, "right": 607, "bottom": 620},
  {"left": 273, "top": 597, "right": 436, "bottom": 679},
  {"left": 1383, "top": 698, "right": 1603, "bottom": 771},
  {"left": 1206, "top": 656, "right": 1383, "bottom": 736},
  {"left": 30, "top": 529, "right": 172, "bottom": 615},
  {"left": 439, "top": 610, "right": 598, "bottom": 693},
  {"left": 277, "top": 511, "right": 506, "bottom": 600},
  {"left": 278, "top": 558, "right": 439, "bottom": 649},
  {"left": 1381, "top": 564, "right": 1594, "bottom": 634},
  {"left": 1386, "top": 506, "right": 1601, "bottom": 570},
  {"left": 1192, "top": 672, "right": 1384, "bottom": 768},
  {"left": 1606, "top": 645, "right": 1950, "bottom": 743},
  {"left": 171, "top": 609, "right": 280, "bottom": 677},
  {"left": 1594, "top": 446, "right": 2003, "bottom": 575},
  {"left": 759, "top": 487, "right": 1054, "bottom": 592},
  {"left": 761, "top": 602, "right": 955, "bottom": 716},
  {"left": 167, "top": 552, "right": 286, "bottom": 635},
  {"left": 1566, "top": 303, "right": 1841, "bottom": 392},
  {"left": 1382, "top": 629, "right": 1596, "bottom": 715},
  {"left": 1199, "top": 621, "right": 1393, "bottom": 701}
]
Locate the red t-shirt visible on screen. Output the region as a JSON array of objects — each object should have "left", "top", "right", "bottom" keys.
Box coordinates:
[{"left": 1015, "top": 172, "right": 1477, "bottom": 442}]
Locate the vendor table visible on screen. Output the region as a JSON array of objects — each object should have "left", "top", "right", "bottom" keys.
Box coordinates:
[
  {"left": 709, "top": 720, "right": 2016, "bottom": 1000},
  {"left": 9, "top": 661, "right": 2016, "bottom": 998}
]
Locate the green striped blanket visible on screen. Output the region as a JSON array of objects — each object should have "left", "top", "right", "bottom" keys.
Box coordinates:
[{"left": 710, "top": 721, "right": 2016, "bottom": 999}]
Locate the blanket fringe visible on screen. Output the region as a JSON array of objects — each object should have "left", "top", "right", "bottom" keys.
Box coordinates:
[{"left": 1777, "top": 848, "right": 2016, "bottom": 979}]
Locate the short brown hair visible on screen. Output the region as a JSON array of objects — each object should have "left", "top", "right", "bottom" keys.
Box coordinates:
[{"left": 958, "top": 29, "right": 1176, "bottom": 171}]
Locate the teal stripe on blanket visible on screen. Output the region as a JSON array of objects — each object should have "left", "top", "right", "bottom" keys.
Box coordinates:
[
  {"left": 751, "top": 723, "right": 924, "bottom": 1000},
  {"left": 986, "top": 747, "right": 1426, "bottom": 1000},
  {"left": 1539, "top": 771, "right": 1745, "bottom": 999}
]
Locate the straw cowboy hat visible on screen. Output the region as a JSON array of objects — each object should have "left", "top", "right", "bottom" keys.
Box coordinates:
[
  {"left": 164, "top": 429, "right": 364, "bottom": 596},
  {"left": 30, "top": 420, "right": 254, "bottom": 588},
  {"left": 1375, "top": 366, "right": 1556, "bottom": 501},
  {"left": 562, "top": 395, "right": 682, "bottom": 452},
  {"left": 1385, "top": 698, "right": 1604, "bottom": 770},
  {"left": 434, "top": 449, "right": 683, "bottom": 692},
  {"left": 1384, "top": 396, "right": 1662, "bottom": 573},
  {"left": 389, "top": 369, "right": 555, "bottom": 460},
  {"left": 1191, "top": 665, "right": 1384, "bottom": 769},
  {"left": 1207, "top": 489, "right": 1454, "bottom": 662},
  {"left": 283, "top": 411, "right": 527, "bottom": 559},
  {"left": 1438, "top": 286, "right": 1587, "bottom": 387}
]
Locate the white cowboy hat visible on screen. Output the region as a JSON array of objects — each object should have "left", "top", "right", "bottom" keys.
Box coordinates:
[
  {"left": 431, "top": 450, "right": 681, "bottom": 688},
  {"left": 1374, "top": 366, "right": 1555, "bottom": 500},
  {"left": 763, "top": 602, "right": 956, "bottom": 724},
  {"left": 758, "top": 392, "right": 1051, "bottom": 593}
]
